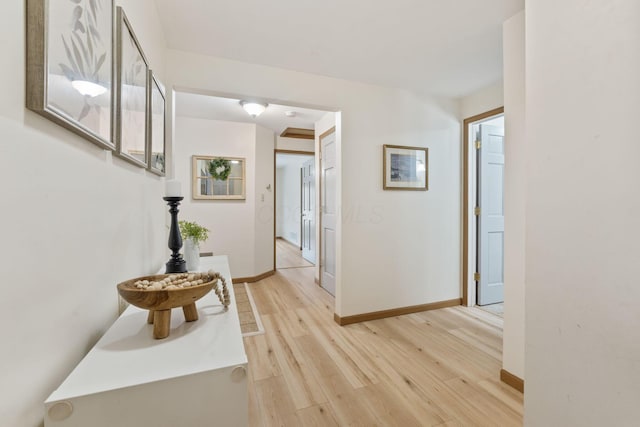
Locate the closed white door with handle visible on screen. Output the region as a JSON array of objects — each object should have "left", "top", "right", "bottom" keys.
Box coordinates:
[
  {"left": 320, "top": 130, "right": 336, "bottom": 296},
  {"left": 301, "top": 158, "right": 316, "bottom": 264},
  {"left": 477, "top": 124, "right": 505, "bottom": 305}
]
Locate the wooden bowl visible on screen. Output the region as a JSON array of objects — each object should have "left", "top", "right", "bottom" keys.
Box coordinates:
[
  {"left": 117, "top": 274, "right": 215, "bottom": 311},
  {"left": 117, "top": 274, "right": 218, "bottom": 339}
]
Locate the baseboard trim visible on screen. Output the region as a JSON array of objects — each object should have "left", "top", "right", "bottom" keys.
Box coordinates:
[
  {"left": 276, "top": 236, "right": 301, "bottom": 249},
  {"left": 500, "top": 369, "right": 524, "bottom": 393},
  {"left": 233, "top": 270, "right": 276, "bottom": 284},
  {"left": 334, "top": 298, "right": 462, "bottom": 326}
]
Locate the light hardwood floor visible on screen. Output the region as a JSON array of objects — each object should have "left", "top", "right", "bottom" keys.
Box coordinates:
[
  {"left": 276, "top": 238, "right": 314, "bottom": 269},
  {"left": 245, "top": 267, "right": 523, "bottom": 426}
]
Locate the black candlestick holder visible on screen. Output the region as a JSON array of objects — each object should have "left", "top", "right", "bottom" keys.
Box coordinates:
[{"left": 163, "top": 196, "right": 187, "bottom": 273}]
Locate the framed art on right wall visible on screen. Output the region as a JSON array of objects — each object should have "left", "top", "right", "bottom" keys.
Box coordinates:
[{"left": 383, "top": 144, "right": 429, "bottom": 191}]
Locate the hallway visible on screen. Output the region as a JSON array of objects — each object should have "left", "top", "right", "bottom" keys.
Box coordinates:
[
  {"left": 244, "top": 268, "right": 523, "bottom": 426},
  {"left": 275, "top": 238, "right": 314, "bottom": 270}
]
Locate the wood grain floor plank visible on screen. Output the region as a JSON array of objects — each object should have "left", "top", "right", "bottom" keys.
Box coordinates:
[
  {"left": 307, "top": 323, "right": 378, "bottom": 389},
  {"left": 247, "top": 368, "right": 264, "bottom": 427},
  {"left": 355, "top": 382, "right": 425, "bottom": 427},
  {"left": 243, "top": 257, "right": 523, "bottom": 426},
  {"left": 477, "top": 379, "right": 524, "bottom": 417},
  {"left": 343, "top": 325, "right": 449, "bottom": 425},
  {"left": 261, "top": 314, "right": 328, "bottom": 410},
  {"left": 253, "top": 375, "right": 301, "bottom": 427},
  {"left": 294, "top": 334, "right": 343, "bottom": 378},
  {"left": 310, "top": 372, "right": 380, "bottom": 426},
  {"left": 244, "top": 332, "right": 282, "bottom": 382},
  {"left": 276, "top": 238, "right": 314, "bottom": 269},
  {"left": 295, "top": 403, "right": 340, "bottom": 427}
]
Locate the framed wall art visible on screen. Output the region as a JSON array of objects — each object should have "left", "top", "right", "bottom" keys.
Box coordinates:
[
  {"left": 383, "top": 144, "right": 429, "bottom": 191},
  {"left": 26, "top": 0, "right": 115, "bottom": 150},
  {"left": 115, "top": 6, "right": 148, "bottom": 168},
  {"left": 192, "top": 155, "right": 246, "bottom": 200},
  {"left": 147, "top": 70, "right": 165, "bottom": 176}
]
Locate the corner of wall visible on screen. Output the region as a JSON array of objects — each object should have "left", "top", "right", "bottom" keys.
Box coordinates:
[
  {"left": 459, "top": 80, "right": 505, "bottom": 120},
  {"left": 502, "top": 9, "right": 526, "bottom": 380},
  {"left": 254, "top": 124, "right": 275, "bottom": 275}
]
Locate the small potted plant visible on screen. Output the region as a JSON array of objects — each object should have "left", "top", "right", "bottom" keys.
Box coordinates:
[{"left": 179, "top": 220, "right": 210, "bottom": 271}]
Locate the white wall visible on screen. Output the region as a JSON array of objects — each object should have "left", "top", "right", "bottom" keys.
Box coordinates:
[
  {"left": 525, "top": 1, "right": 640, "bottom": 425},
  {"left": 173, "top": 117, "right": 257, "bottom": 278},
  {"left": 502, "top": 11, "right": 526, "bottom": 382},
  {"left": 254, "top": 124, "right": 275, "bottom": 274},
  {"left": 164, "top": 51, "right": 462, "bottom": 317},
  {"left": 276, "top": 136, "right": 314, "bottom": 152},
  {"left": 276, "top": 154, "right": 313, "bottom": 246},
  {"left": 459, "top": 80, "right": 504, "bottom": 120},
  {"left": 0, "top": 1, "right": 167, "bottom": 426}
]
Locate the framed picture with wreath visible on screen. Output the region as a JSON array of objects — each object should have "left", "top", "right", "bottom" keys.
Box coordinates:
[{"left": 192, "top": 155, "right": 246, "bottom": 200}]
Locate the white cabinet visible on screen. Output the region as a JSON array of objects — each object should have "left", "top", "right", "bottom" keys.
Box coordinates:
[{"left": 44, "top": 256, "right": 248, "bottom": 427}]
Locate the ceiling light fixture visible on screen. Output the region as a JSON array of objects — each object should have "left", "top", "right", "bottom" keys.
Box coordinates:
[
  {"left": 71, "top": 80, "right": 107, "bottom": 97},
  {"left": 240, "top": 101, "right": 268, "bottom": 118}
]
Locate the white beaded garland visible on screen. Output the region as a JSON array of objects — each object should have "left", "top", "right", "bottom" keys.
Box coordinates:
[{"left": 132, "top": 271, "right": 231, "bottom": 308}]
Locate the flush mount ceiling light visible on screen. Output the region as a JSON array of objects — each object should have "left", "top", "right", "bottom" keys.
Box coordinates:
[
  {"left": 240, "top": 101, "right": 268, "bottom": 118},
  {"left": 71, "top": 80, "right": 107, "bottom": 97}
]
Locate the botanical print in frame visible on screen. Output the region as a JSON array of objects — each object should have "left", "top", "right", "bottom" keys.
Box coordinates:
[
  {"left": 147, "top": 71, "right": 166, "bottom": 176},
  {"left": 26, "top": 0, "right": 115, "bottom": 150},
  {"left": 115, "top": 7, "right": 148, "bottom": 168},
  {"left": 383, "top": 144, "right": 428, "bottom": 190}
]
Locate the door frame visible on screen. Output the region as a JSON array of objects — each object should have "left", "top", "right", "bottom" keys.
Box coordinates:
[
  {"left": 273, "top": 149, "right": 315, "bottom": 271},
  {"left": 318, "top": 126, "right": 336, "bottom": 289},
  {"left": 462, "top": 107, "right": 504, "bottom": 306}
]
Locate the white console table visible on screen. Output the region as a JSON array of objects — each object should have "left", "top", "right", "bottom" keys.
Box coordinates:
[{"left": 44, "top": 256, "right": 248, "bottom": 427}]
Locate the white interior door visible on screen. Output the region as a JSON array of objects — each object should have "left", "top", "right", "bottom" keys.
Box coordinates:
[
  {"left": 477, "top": 124, "right": 505, "bottom": 305},
  {"left": 301, "top": 158, "right": 316, "bottom": 264},
  {"left": 320, "top": 131, "right": 336, "bottom": 296}
]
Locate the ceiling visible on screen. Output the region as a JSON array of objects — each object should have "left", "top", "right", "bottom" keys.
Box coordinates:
[
  {"left": 175, "top": 92, "right": 329, "bottom": 135},
  {"left": 155, "top": 0, "right": 524, "bottom": 99}
]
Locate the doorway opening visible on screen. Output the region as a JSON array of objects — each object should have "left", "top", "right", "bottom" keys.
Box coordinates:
[
  {"left": 462, "top": 107, "right": 505, "bottom": 313},
  {"left": 273, "top": 115, "right": 339, "bottom": 301},
  {"left": 171, "top": 88, "right": 340, "bottom": 313},
  {"left": 275, "top": 150, "right": 315, "bottom": 270}
]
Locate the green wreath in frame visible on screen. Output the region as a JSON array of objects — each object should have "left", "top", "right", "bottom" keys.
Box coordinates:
[{"left": 208, "top": 158, "right": 232, "bottom": 181}]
